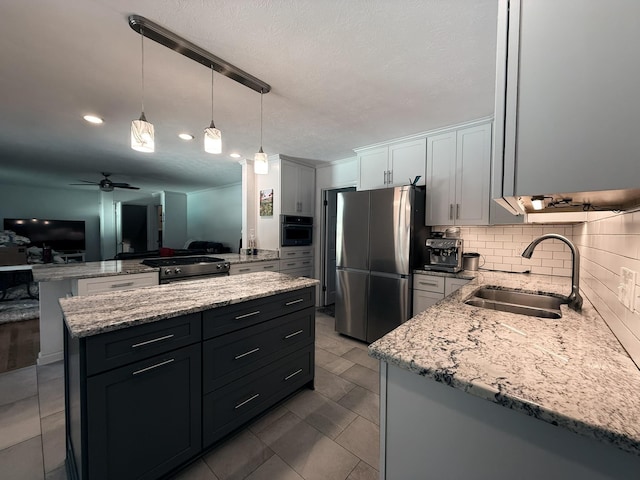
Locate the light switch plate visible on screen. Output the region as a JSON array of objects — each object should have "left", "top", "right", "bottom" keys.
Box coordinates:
[{"left": 619, "top": 268, "right": 637, "bottom": 310}]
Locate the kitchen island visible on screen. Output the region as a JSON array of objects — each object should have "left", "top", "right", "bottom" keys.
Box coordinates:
[
  {"left": 370, "top": 271, "right": 640, "bottom": 479},
  {"left": 61, "top": 271, "right": 318, "bottom": 480}
]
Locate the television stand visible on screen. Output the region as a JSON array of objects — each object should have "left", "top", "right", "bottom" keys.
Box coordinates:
[{"left": 58, "top": 252, "right": 85, "bottom": 263}]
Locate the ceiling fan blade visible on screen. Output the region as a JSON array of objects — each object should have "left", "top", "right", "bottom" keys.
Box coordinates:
[
  {"left": 69, "top": 181, "right": 99, "bottom": 185},
  {"left": 115, "top": 185, "right": 141, "bottom": 190}
]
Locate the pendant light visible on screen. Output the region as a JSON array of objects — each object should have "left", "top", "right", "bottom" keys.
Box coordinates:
[
  {"left": 254, "top": 90, "right": 268, "bottom": 174},
  {"left": 204, "top": 66, "right": 222, "bottom": 154},
  {"left": 131, "top": 27, "right": 155, "bottom": 153}
]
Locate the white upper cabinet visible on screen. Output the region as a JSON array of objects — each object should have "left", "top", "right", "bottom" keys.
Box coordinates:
[
  {"left": 357, "top": 139, "right": 426, "bottom": 191},
  {"left": 280, "top": 160, "right": 315, "bottom": 216},
  {"left": 495, "top": 0, "right": 640, "bottom": 202},
  {"left": 426, "top": 123, "right": 492, "bottom": 226}
]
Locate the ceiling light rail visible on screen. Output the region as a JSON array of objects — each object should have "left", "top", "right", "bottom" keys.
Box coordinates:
[{"left": 128, "top": 15, "right": 271, "bottom": 94}]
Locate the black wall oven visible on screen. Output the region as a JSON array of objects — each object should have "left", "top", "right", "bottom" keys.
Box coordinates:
[{"left": 281, "top": 215, "right": 313, "bottom": 246}]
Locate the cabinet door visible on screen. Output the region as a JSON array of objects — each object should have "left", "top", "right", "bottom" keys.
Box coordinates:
[
  {"left": 297, "top": 165, "right": 315, "bottom": 216},
  {"left": 455, "top": 124, "right": 491, "bottom": 225},
  {"left": 426, "top": 132, "right": 456, "bottom": 225},
  {"left": 389, "top": 139, "right": 426, "bottom": 187},
  {"left": 412, "top": 290, "right": 444, "bottom": 315},
  {"left": 358, "top": 146, "right": 389, "bottom": 190},
  {"left": 280, "top": 162, "right": 300, "bottom": 215},
  {"left": 86, "top": 344, "right": 201, "bottom": 480},
  {"left": 444, "top": 278, "right": 470, "bottom": 297}
]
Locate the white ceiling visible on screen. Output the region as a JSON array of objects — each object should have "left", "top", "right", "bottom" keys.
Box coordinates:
[{"left": 0, "top": 0, "right": 498, "bottom": 195}]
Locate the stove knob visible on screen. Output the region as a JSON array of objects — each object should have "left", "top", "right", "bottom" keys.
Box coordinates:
[
  {"left": 164, "top": 269, "right": 172, "bottom": 275},
  {"left": 216, "top": 264, "right": 222, "bottom": 269},
  {"left": 175, "top": 268, "right": 181, "bottom": 274}
]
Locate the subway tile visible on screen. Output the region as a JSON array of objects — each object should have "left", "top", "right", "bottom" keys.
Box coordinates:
[
  {"left": 485, "top": 242, "right": 503, "bottom": 250},
  {"left": 503, "top": 256, "right": 523, "bottom": 265},
  {"left": 522, "top": 257, "right": 541, "bottom": 267},
  {"left": 493, "top": 249, "right": 513, "bottom": 257},
  {"left": 477, "top": 234, "right": 495, "bottom": 242},
  {"left": 553, "top": 250, "right": 572, "bottom": 260},
  {"left": 531, "top": 266, "right": 553, "bottom": 275},
  {"left": 503, "top": 226, "right": 523, "bottom": 235},
  {"left": 552, "top": 267, "right": 572, "bottom": 277},
  {"left": 494, "top": 234, "right": 513, "bottom": 242},
  {"left": 541, "top": 259, "right": 565, "bottom": 268},
  {"left": 466, "top": 240, "right": 486, "bottom": 249},
  {"left": 486, "top": 227, "right": 504, "bottom": 235}
]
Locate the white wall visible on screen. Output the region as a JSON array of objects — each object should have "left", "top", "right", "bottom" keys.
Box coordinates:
[
  {"left": 187, "top": 183, "right": 242, "bottom": 251},
  {"left": 0, "top": 184, "right": 102, "bottom": 261},
  {"left": 255, "top": 157, "right": 282, "bottom": 251}
]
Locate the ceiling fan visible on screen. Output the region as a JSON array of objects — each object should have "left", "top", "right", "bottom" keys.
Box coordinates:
[{"left": 70, "top": 172, "right": 140, "bottom": 192}]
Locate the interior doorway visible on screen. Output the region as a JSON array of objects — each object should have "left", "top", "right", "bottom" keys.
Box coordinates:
[
  {"left": 321, "top": 186, "right": 356, "bottom": 307},
  {"left": 121, "top": 204, "right": 148, "bottom": 253}
]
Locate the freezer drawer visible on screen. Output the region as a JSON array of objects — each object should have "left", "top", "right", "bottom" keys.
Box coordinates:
[
  {"left": 367, "top": 273, "right": 410, "bottom": 343},
  {"left": 335, "top": 269, "right": 368, "bottom": 341}
]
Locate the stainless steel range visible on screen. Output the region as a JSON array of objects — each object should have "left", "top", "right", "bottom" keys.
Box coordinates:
[{"left": 141, "top": 256, "right": 230, "bottom": 284}]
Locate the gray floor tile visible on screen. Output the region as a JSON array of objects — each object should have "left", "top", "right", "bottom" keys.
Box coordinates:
[
  {"left": 203, "top": 429, "right": 273, "bottom": 480},
  {"left": 41, "top": 411, "right": 65, "bottom": 473},
  {"left": 285, "top": 389, "right": 357, "bottom": 440},
  {"left": 315, "top": 348, "right": 355, "bottom": 375},
  {"left": 38, "top": 376, "right": 64, "bottom": 418},
  {"left": 337, "top": 386, "right": 380, "bottom": 426},
  {"left": 347, "top": 460, "right": 379, "bottom": 480},
  {"left": 340, "top": 364, "right": 379, "bottom": 395},
  {"left": 336, "top": 416, "right": 380, "bottom": 470},
  {"left": 315, "top": 320, "right": 338, "bottom": 337},
  {"left": 0, "top": 435, "right": 44, "bottom": 480},
  {"left": 37, "top": 361, "right": 64, "bottom": 384},
  {"left": 254, "top": 410, "right": 359, "bottom": 480},
  {"left": 315, "top": 313, "right": 335, "bottom": 328},
  {"left": 45, "top": 464, "right": 68, "bottom": 480},
  {"left": 245, "top": 455, "right": 303, "bottom": 480},
  {"left": 0, "top": 365, "right": 37, "bottom": 407},
  {"left": 172, "top": 459, "right": 219, "bottom": 480},
  {"left": 0, "top": 395, "right": 41, "bottom": 451},
  {"left": 315, "top": 333, "right": 354, "bottom": 357},
  {"left": 248, "top": 405, "right": 289, "bottom": 436},
  {"left": 314, "top": 366, "right": 356, "bottom": 402},
  {"left": 342, "top": 348, "right": 379, "bottom": 372}
]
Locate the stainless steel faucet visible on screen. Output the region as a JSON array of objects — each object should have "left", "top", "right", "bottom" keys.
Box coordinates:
[{"left": 521, "top": 233, "right": 583, "bottom": 311}]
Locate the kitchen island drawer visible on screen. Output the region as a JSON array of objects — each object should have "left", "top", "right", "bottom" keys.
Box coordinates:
[
  {"left": 73, "top": 272, "right": 159, "bottom": 296},
  {"left": 202, "top": 287, "right": 315, "bottom": 338},
  {"left": 85, "top": 313, "right": 201, "bottom": 376},
  {"left": 203, "top": 308, "right": 314, "bottom": 392},
  {"left": 203, "top": 345, "right": 314, "bottom": 447}
]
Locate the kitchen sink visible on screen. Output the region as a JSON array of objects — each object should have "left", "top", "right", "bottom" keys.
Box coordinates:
[{"left": 464, "top": 286, "right": 564, "bottom": 319}]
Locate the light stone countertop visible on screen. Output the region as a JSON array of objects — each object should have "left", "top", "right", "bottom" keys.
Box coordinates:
[
  {"left": 59, "top": 271, "right": 318, "bottom": 338},
  {"left": 32, "top": 250, "right": 281, "bottom": 282},
  {"left": 369, "top": 270, "right": 640, "bottom": 456}
]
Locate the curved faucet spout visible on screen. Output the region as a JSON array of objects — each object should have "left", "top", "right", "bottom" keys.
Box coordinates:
[{"left": 521, "top": 233, "right": 583, "bottom": 311}]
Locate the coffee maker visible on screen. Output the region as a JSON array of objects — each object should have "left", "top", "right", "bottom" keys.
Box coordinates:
[{"left": 424, "top": 238, "right": 463, "bottom": 273}]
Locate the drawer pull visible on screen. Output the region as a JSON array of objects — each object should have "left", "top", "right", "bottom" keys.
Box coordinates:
[
  {"left": 286, "top": 263, "right": 296, "bottom": 267},
  {"left": 131, "top": 334, "right": 175, "bottom": 348},
  {"left": 284, "top": 329, "right": 304, "bottom": 339},
  {"left": 419, "top": 281, "right": 438, "bottom": 287},
  {"left": 235, "top": 393, "right": 260, "bottom": 409},
  {"left": 286, "top": 252, "right": 296, "bottom": 256},
  {"left": 285, "top": 298, "right": 304, "bottom": 306},
  {"left": 234, "top": 347, "right": 260, "bottom": 360},
  {"left": 301, "top": 261, "right": 311, "bottom": 265},
  {"left": 235, "top": 310, "right": 261, "bottom": 320},
  {"left": 263, "top": 265, "right": 275, "bottom": 269},
  {"left": 238, "top": 268, "right": 251, "bottom": 272},
  {"left": 132, "top": 358, "right": 174, "bottom": 376},
  {"left": 284, "top": 368, "right": 303, "bottom": 381},
  {"left": 110, "top": 281, "right": 135, "bottom": 288}
]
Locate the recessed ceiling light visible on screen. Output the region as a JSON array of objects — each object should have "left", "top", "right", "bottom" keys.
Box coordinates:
[
  {"left": 178, "top": 133, "right": 195, "bottom": 140},
  {"left": 230, "top": 153, "right": 241, "bottom": 158},
  {"left": 83, "top": 115, "right": 104, "bottom": 124}
]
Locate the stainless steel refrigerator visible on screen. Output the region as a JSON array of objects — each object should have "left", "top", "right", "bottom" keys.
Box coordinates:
[{"left": 335, "top": 186, "right": 430, "bottom": 342}]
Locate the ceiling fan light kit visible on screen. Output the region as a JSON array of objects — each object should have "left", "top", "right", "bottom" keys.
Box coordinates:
[{"left": 128, "top": 15, "right": 271, "bottom": 161}]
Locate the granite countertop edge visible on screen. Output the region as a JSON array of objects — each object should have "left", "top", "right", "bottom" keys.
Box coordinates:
[
  {"left": 369, "top": 269, "right": 640, "bottom": 457},
  {"left": 59, "top": 272, "right": 319, "bottom": 338}
]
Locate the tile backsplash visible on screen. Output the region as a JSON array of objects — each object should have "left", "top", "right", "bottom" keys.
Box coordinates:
[{"left": 433, "top": 225, "right": 576, "bottom": 277}]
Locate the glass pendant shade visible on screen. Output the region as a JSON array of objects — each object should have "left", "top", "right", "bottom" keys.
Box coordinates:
[
  {"left": 254, "top": 148, "right": 268, "bottom": 174},
  {"left": 204, "top": 121, "right": 222, "bottom": 154},
  {"left": 131, "top": 113, "right": 155, "bottom": 152}
]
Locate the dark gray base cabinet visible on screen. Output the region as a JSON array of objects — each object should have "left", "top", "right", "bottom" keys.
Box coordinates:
[{"left": 65, "top": 287, "right": 315, "bottom": 480}]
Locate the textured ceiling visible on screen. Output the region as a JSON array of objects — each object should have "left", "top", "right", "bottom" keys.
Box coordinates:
[{"left": 0, "top": 0, "right": 498, "bottom": 196}]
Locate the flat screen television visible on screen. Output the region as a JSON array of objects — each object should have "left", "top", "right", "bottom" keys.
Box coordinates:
[{"left": 4, "top": 218, "right": 86, "bottom": 251}]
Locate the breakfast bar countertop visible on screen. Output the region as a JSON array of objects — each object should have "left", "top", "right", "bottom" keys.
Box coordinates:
[
  {"left": 369, "top": 270, "right": 640, "bottom": 456},
  {"left": 59, "top": 271, "right": 318, "bottom": 338}
]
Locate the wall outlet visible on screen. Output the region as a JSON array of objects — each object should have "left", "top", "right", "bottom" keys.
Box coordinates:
[
  {"left": 635, "top": 293, "right": 640, "bottom": 314},
  {"left": 619, "top": 268, "right": 637, "bottom": 310}
]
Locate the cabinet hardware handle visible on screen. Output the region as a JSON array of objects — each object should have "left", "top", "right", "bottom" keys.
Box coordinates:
[
  {"left": 286, "top": 262, "right": 296, "bottom": 267},
  {"left": 110, "top": 281, "right": 134, "bottom": 288},
  {"left": 449, "top": 204, "right": 454, "bottom": 220},
  {"left": 235, "top": 393, "right": 260, "bottom": 409},
  {"left": 456, "top": 203, "right": 460, "bottom": 219},
  {"left": 234, "top": 347, "right": 260, "bottom": 359},
  {"left": 286, "top": 252, "right": 296, "bottom": 256},
  {"left": 235, "top": 310, "right": 261, "bottom": 320},
  {"left": 132, "top": 358, "right": 174, "bottom": 376},
  {"left": 239, "top": 268, "right": 251, "bottom": 272},
  {"left": 383, "top": 171, "right": 387, "bottom": 184},
  {"left": 419, "top": 281, "right": 438, "bottom": 287},
  {"left": 285, "top": 298, "right": 304, "bottom": 306},
  {"left": 263, "top": 265, "right": 275, "bottom": 269},
  {"left": 284, "top": 329, "right": 304, "bottom": 339},
  {"left": 301, "top": 261, "right": 311, "bottom": 265},
  {"left": 284, "top": 368, "right": 303, "bottom": 381},
  {"left": 388, "top": 170, "right": 392, "bottom": 184},
  {"left": 131, "top": 334, "right": 175, "bottom": 348}
]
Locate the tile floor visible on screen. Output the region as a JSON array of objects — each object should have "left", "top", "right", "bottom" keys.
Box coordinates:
[{"left": 0, "top": 311, "right": 380, "bottom": 480}]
